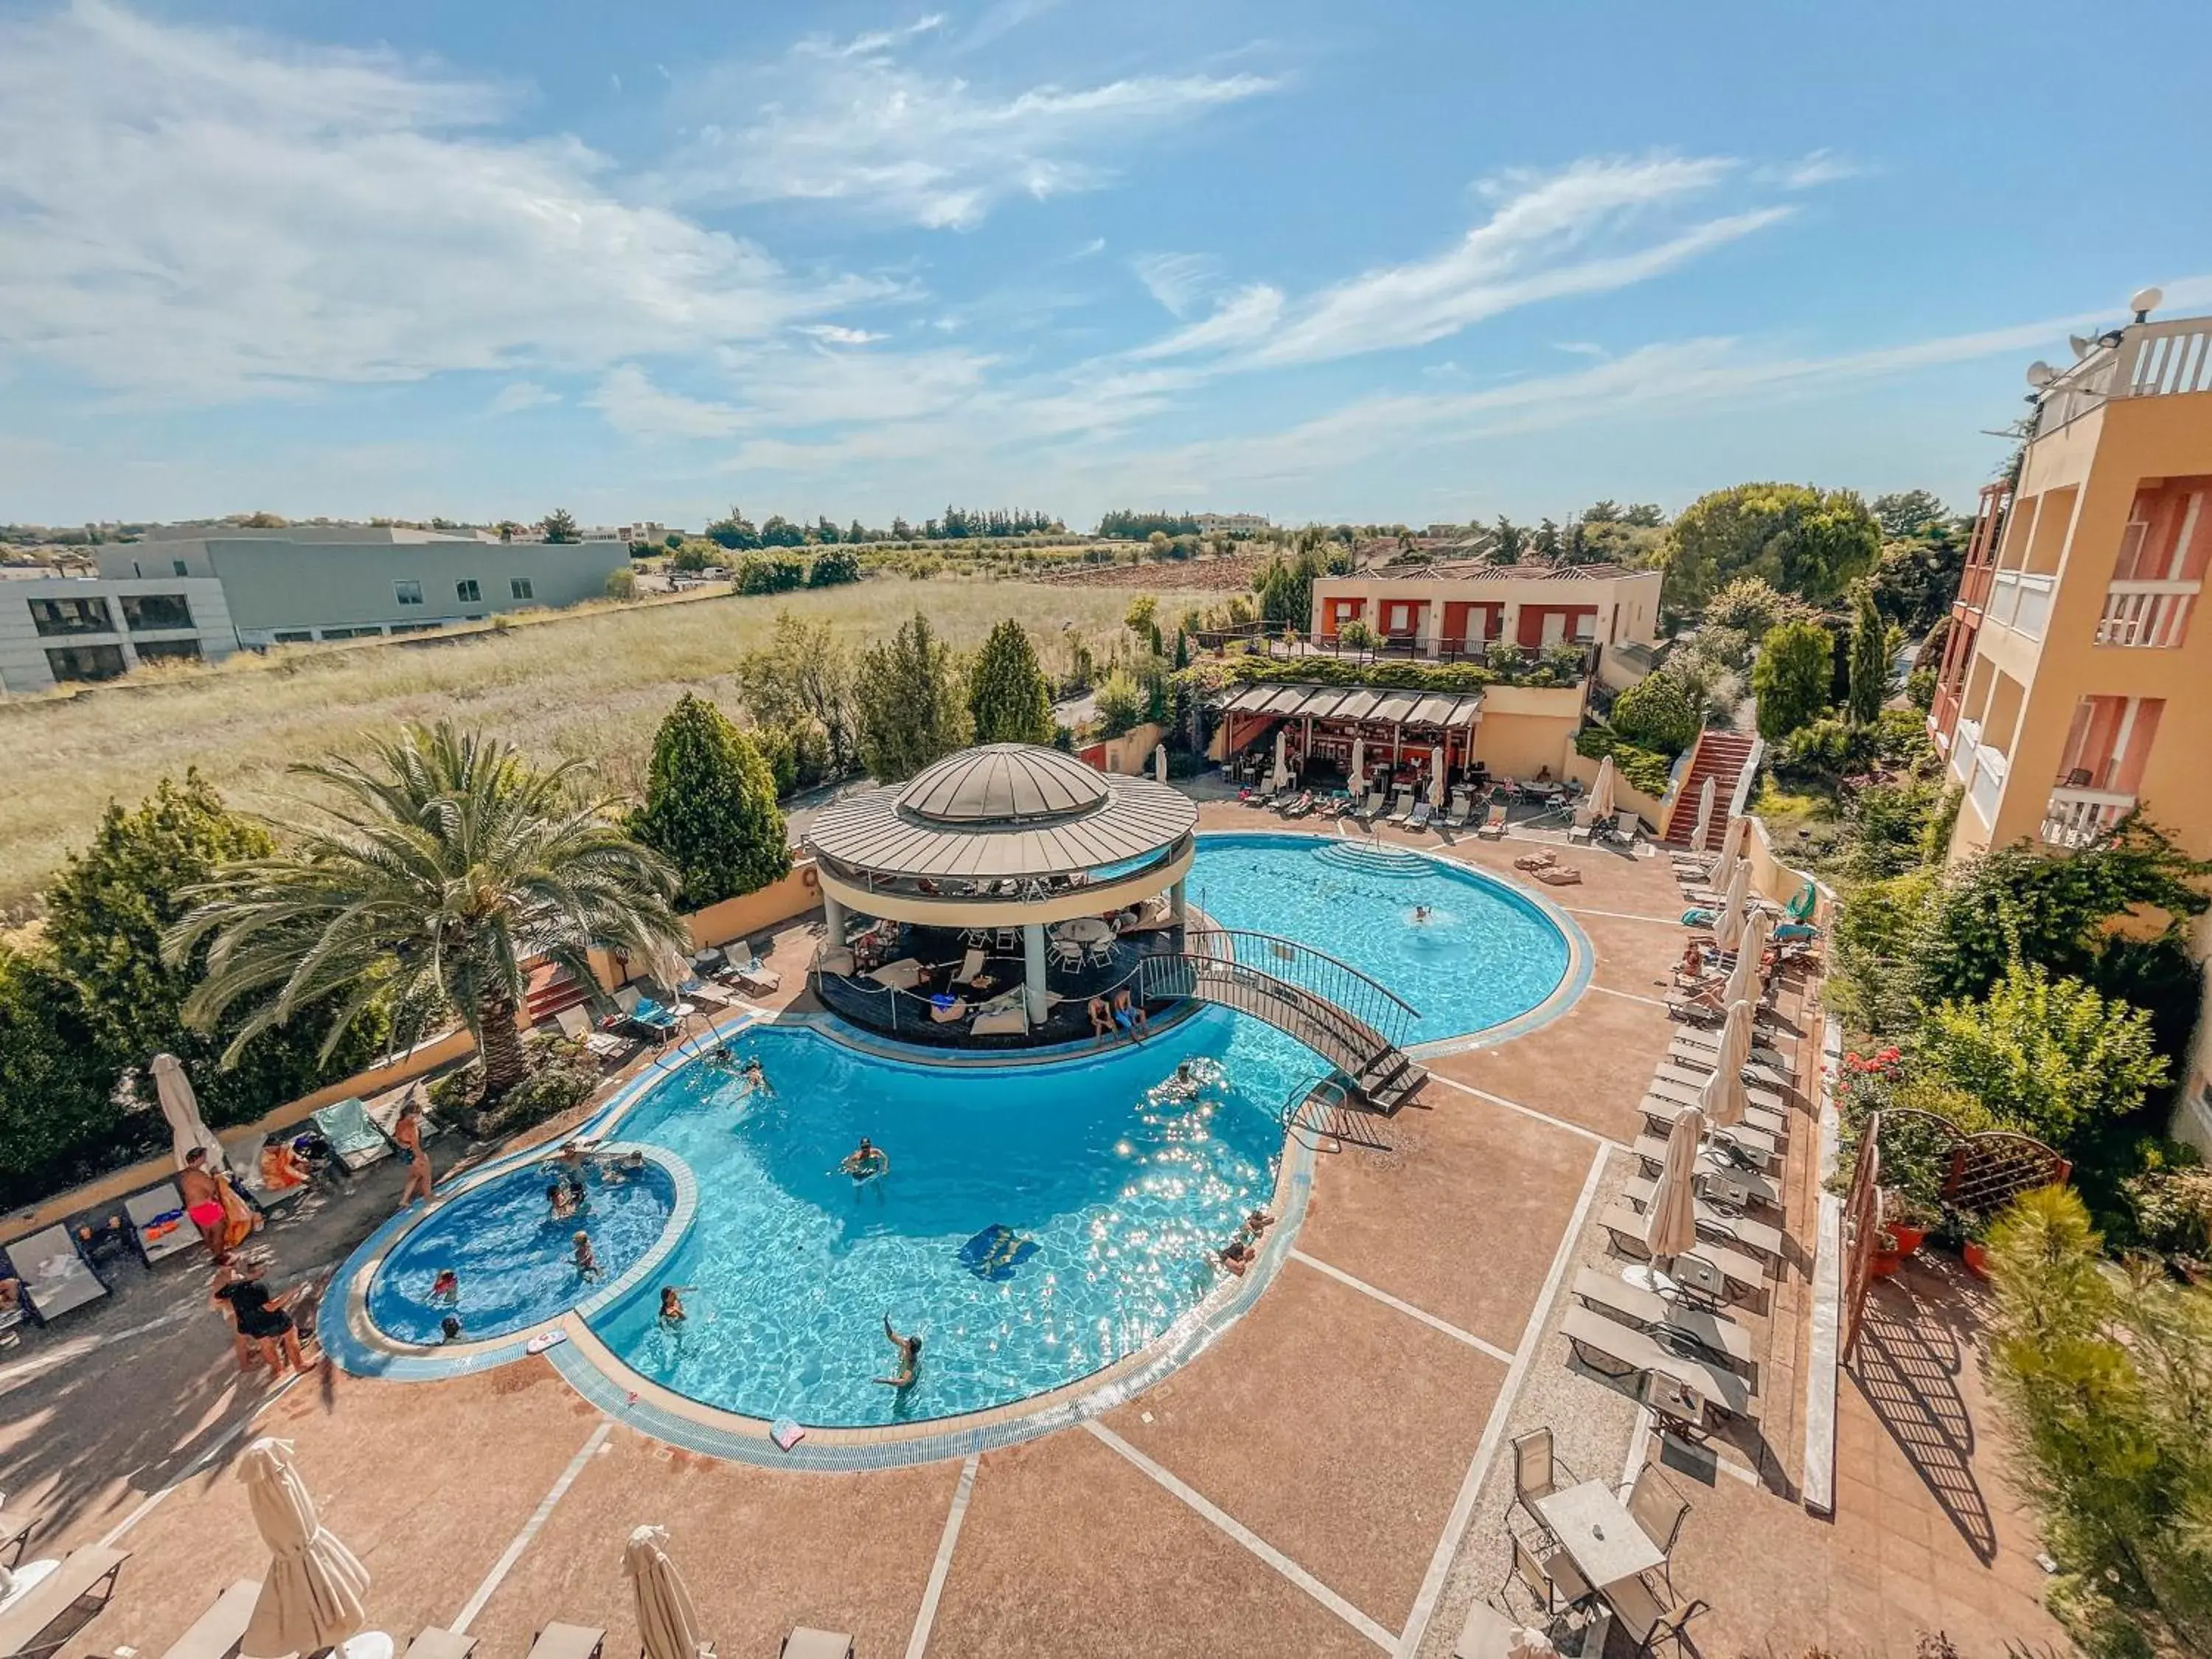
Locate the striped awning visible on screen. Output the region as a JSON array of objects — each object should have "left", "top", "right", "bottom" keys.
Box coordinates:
[{"left": 1219, "top": 681, "right": 1483, "bottom": 728}]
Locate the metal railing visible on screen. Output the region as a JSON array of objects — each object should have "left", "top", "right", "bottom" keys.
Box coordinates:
[
  {"left": 2041, "top": 786, "right": 2134, "bottom": 849},
  {"left": 1140, "top": 951, "right": 1397, "bottom": 1083},
  {"left": 1185, "top": 925, "right": 1418, "bottom": 1050}
]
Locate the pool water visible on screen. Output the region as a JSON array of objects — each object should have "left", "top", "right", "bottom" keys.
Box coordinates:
[
  {"left": 1187, "top": 832, "right": 1571, "bottom": 1041},
  {"left": 366, "top": 1159, "right": 676, "bottom": 1345},
  {"left": 590, "top": 1015, "right": 1313, "bottom": 1426}
]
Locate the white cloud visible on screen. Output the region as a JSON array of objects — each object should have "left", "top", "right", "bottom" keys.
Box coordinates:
[
  {"left": 796, "top": 324, "right": 889, "bottom": 345},
  {"left": 1129, "top": 285, "right": 1285, "bottom": 358},
  {"left": 1131, "top": 252, "right": 1222, "bottom": 318},
  {"left": 0, "top": 1, "right": 883, "bottom": 400},
  {"left": 588, "top": 366, "right": 745, "bottom": 439},
  {"left": 1552, "top": 341, "right": 1607, "bottom": 358},
  {"left": 1757, "top": 150, "right": 1865, "bottom": 189},
  {"left": 487, "top": 380, "right": 558, "bottom": 414},
  {"left": 658, "top": 38, "right": 1280, "bottom": 229}
]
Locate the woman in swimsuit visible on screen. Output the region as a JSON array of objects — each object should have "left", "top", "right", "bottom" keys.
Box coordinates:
[
  {"left": 394, "top": 1100, "right": 433, "bottom": 1209},
  {"left": 876, "top": 1315, "right": 923, "bottom": 1389}
]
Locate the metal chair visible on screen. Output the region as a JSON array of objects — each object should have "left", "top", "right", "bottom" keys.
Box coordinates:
[
  {"left": 1601, "top": 1571, "right": 1707, "bottom": 1655},
  {"left": 1509, "top": 1427, "right": 1575, "bottom": 1534},
  {"left": 1627, "top": 1464, "right": 1691, "bottom": 1564},
  {"left": 1086, "top": 936, "right": 1116, "bottom": 967},
  {"left": 1502, "top": 1534, "right": 1592, "bottom": 1626}
]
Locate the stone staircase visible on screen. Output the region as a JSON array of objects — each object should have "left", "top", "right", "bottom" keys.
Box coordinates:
[
  {"left": 1663, "top": 729, "right": 1759, "bottom": 852},
  {"left": 524, "top": 961, "right": 592, "bottom": 1024}
]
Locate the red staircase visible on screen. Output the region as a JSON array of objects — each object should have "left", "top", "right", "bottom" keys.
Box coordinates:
[
  {"left": 525, "top": 961, "right": 592, "bottom": 1024},
  {"left": 1662, "top": 730, "right": 1758, "bottom": 851}
]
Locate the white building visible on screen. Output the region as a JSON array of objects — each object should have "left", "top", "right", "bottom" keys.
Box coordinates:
[
  {"left": 0, "top": 574, "right": 237, "bottom": 694},
  {"left": 1192, "top": 512, "right": 1272, "bottom": 535}
]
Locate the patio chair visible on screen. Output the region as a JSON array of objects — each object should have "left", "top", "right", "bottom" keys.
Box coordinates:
[
  {"left": 1386, "top": 788, "right": 1416, "bottom": 826},
  {"left": 1406, "top": 800, "right": 1433, "bottom": 832},
  {"left": 123, "top": 1181, "right": 201, "bottom": 1267},
  {"left": 2, "top": 1224, "right": 110, "bottom": 1324},
  {"left": 1444, "top": 787, "right": 1472, "bottom": 827},
  {"left": 1086, "top": 936, "right": 1116, "bottom": 967},
  {"left": 1049, "top": 936, "right": 1083, "bottom": 970},
  {"left": 1599, "top": 1572, "right": 1706, "bottom": 1656},
  {"left": 0, "top": 1544, "right": 128, "bottom": 1659},
  {"left": 1501, "top": 1534, "right": 1591, "bottom": 1625},
  {"left": 952, "top": 947, "right": 987, "bottom": 985},
  {"left": 1510, "top": 1427, "right": 1573, "bottom": 1520},
  {"left": 311, "top": 1096, "right": 395, "bottom": 1174},
  {"left": 1476, "top": 802, "right": 1507, "bottom": 839},
  {"left": 1627, "top": 1464, "right": 1691, "bottom": 1561},
  {"left": 553, "top": 1004, "right": 629, "bottom": 1060},
  {"left": 731, "top": 948, "right": 782, "bottom": 996},
  {"left": 154, "top": 1578, "right": 260, "bottom": 1659},
  {"left": 995, "top": 928, "right": 1019, "bottom": 954}
]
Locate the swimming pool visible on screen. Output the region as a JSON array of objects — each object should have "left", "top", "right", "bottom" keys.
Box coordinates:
[
  {"left": 366, "top": 1157, "right": 677, "bottom": 1345},
  {"left": 1186, "top": 832, "right": 1573, "bottom": 1043},
  {"left": 588, "top": 1014, "right": 1313, "bottom": 1426}
]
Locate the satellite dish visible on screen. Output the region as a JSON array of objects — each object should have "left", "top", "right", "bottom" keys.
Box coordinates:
[
  {"left": 2129, "top": 285, "right": 2163, "bottom": 321},
  {"left": 2025, "top": 361, "right": 2055, "bottom": 388},
  {"left": 2068, "top": 334, "right": 2093, "bottom": 359}
]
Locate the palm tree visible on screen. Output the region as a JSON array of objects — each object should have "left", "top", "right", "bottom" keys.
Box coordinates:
[{"left": 166, "top": 723, "right": 689, "bottom": 1096}]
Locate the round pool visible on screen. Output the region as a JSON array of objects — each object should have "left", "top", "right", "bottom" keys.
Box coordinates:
[
  {"left": 1186, "top": 832, "right": 1573, "bottom": 1041},
  {"left": 586, "top": 1014, "right": 1310, "bottom": 1426},
  {"left": 366, "top": 1155, "right": 677, "bottom": 1345}
]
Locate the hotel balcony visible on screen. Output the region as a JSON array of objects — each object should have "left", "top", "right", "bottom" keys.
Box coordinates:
[
  {"left": 2041, "top": 785, "right": 2135, "bottom": 849},
  {"left": 1983, "top": 570, "right": 2055, "bottom": 640},
  {"left": 2096, "top": 578, "right": 2199, "bottom": 648},
  {"left": 1963, "top": 737, "right": 2006, "bottom": 830}
]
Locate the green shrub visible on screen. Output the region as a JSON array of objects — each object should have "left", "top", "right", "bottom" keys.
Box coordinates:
[
  {"left": 605, "top": 567, "right": 639, "bottom": 600},
  {"left": 735, "top": 554, "right": 806, "bottom": 595},
  {"left": 1905, "top": 667, "right": 1937, "bottom": 712},
  {"left": 626, "top": 693, "right": 790, "bottom": 908},
  {"left": 807, "top": 547, "right": 861, "bottom": 587},
  {"left": 1751, "top": 619, "right": 1837, "bottom": 739},
  {"left": 1094, "top": 669, "right": 1147, "bottom": 738},
  {"left": 429, "top": 1034, "right": 602, "bottom": 1139},
  {"left": 1611, "top": 673, "right": 1700, "bottom": 756},
  {"left": 1772, "top": 714, "right": 1868, "bottom": 778}
]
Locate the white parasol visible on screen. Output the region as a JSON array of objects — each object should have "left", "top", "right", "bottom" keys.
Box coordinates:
[
  {"left": 1271, "top": 728, "right": 1289, "bottom": 793},
  {"left": 1152, "top": 742, "right": 1167, "bottom": 784},
  {"left": 239, "top": 1439, "right": 383, "bottom": 1659},
  {"left": 1630, "top": 1096, "right": 1706, "bottom": 1293},
  {"left": 1350, "top": 737, "right": 1366, "bottom": 799},
  {"left": 1691, "top": 776, "right": 1715, "bottom": 852},
  {"left": 1704, "top": 1009, "right": 1748, "bottom": 1130},
  {"left": 624, "top": 1525, "right": 714, "bottom": 1659},
  {"left": 1430, "top": 746, "right": 1447, "bottom": 809},
  {"left": 1713, "top": 859, "right": 1751, "bottom": 953},
  {"left": 1577, "top": 754, "right": 1618, "bottom": 828},
  {"left": 1715, "top": 813, "right": 1747, "bottom": 873},
  {"left": 153, "top": 1052, "right": 228, "bottom": 1174}
]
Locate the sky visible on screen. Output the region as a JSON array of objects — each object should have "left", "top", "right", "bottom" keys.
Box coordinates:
[{"left": 4, "top": 0, "right": 2212, "bottom": 532}]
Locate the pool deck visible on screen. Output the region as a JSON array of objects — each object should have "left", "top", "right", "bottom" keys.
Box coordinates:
[{"left": 0, "top": 804, "right": 2070, "bottom": 1659}]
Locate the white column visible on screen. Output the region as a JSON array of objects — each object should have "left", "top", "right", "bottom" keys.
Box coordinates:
[
  {"left": 1023, "top": 922, "right": 1049, "bottom": 1024},
  {"left": 822, "top": 889, "right": 846, "bottom": 942},
  {"left": 1169, "top": 878, "right": 1187, "bottom": 924}
]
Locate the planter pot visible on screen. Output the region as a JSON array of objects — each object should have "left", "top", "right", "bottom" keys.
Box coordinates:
[
  {"left": 1963, "top": 1240, "right": 1990, "bottom": 1280},
  {"left": 1886, "top": 1223, "right": 1928, "bottom": 1257},
  {"left": 1871, "top": 1250, "right": 1903, "bottom": 1280}
]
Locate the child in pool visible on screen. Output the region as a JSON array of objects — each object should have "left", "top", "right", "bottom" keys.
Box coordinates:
[
  {"left": 430, "top": 1268, "right": 459, "bottom": 1304},
  {"left": 658, "top": 1285, "right": 692, "bottom": 1326},
  {"left": 440, "top": 1314, "right": 463, "bottom": 1343},
  {"left": 572, "top": 1231, "right": 602, "bottom": 1280}
]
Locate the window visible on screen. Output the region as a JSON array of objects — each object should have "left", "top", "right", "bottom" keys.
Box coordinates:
[
  {"left": 44, "top": 644, "right": 127, "bottom": 683},
  {"left": 319, "top": 626, "right": 384, "bottom": 640},
  {"left": 509, "top": 577, "right": 534, "bottom": 600},
  {"left": 28, "top": 597, "right": 114, "bottom": 637},
  {"left": 394, "top": 580, "right": 424, "bottom": 605},
  {"left": 388, "top": 621, "right": 440, "bottom": 635},
  {"left": 273, "top": 630, "right": 314, "bottom": 644},
  {"left": 456, "top": 579, "right": 481, "bottom": 602},
  {"left": 120, "top": 594, "right": 193, "bottom": 632},
  {"left": 133, "top": 639, "right": 202, "bottom": 665},
  {"left": 173, "top": 559, "right": 189, "bottom": 577}
]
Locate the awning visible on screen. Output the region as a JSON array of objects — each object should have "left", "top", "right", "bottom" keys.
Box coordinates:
[
  {"left": 1219, "top": 681, "right": 1483, "bottom": 728},
  {"left": 1369, "top": 690, "right": 1425, "bottom": 723}
]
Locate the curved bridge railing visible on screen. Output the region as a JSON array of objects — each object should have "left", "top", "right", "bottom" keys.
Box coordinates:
[{"left": 1139, "top": 928, "right": 1425, "bottom": 1109}]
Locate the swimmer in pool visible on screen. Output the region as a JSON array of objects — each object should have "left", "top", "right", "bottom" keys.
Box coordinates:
[
  {"left": 1244, "top": 1209, "right": 1276, "bottom": 1237},
  {"left": 430, "top": 1268, "right": 459, "bottom": 1304},
  {"left": 876, "top": 1315, "right": 923, "bottom": 1389},
  {"left": 1413, "top": 905, "right": 1432, "bottom": 924},
  {"left": 572, "top": 1230, "right": 602, "bottom": 1280},
  {"left": 440, "top": 1314, "right": 464, "bottom": 1343},
  {"left": 547, "top": 1180, "right": 578, "bottom": 1222},
  {"left": 1217, "top": 1236, "right": 1256, "bottom": 1277},
  {"left": 841, "top": 1137, "right": 888, "bottom": 1180},
  {"left": 658, "top": 1285, "right": 691, "bottom": 1326},
  {"left": 707, "top": 1041, "right": 734, "bottom": 1066}
]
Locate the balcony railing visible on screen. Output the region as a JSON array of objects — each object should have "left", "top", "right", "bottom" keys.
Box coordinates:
[
  {"left": 2096, "top": 579, "right": 2198, "bottom": 648},
  {"left": 1949, "top": 717, "right": 1982, "bottom": 785},
  {"left": 2041, "top": 786, "right": 2134, "bottom": 849},
  {"left": 1927, "top": 685, "right": 1961, "bottom": 753},
  {"left": 2033, "top": 317, "right": 2212, "bottom": 437},
  {"left": 1986, "top": 571, "right": 2055, "bottom": 639},
  {"left": 1956, "top": 563, "right": 1993, "bottom": 612},
  {"left": 1966, "top": 745, "right": 2008, "bottom": 828}
]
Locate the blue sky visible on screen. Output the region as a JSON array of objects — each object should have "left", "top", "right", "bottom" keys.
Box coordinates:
[{"left": 4, "top": 0, "right": 2211, "bottom": 531}]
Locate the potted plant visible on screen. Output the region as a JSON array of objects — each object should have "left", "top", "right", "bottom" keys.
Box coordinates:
[
  {"left": 1959, "top": 1213, "right": 1992, "bottom": 1280},
  {"left": 1879, "top": 1190, "right": 1941, "bottom": 1259}
]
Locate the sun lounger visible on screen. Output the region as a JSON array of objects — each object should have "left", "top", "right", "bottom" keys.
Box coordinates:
[
  {"left": 1599, "top": 1204, "right": 1766, "bottom": 1304},
  {"left": 403, "top": 1628, "right": 479, "bottom": 1659},
  {"left": 1531, "top": 863, "right": 1582, "bottom": 885},
  {"left": 1443, "top": 788, "right": 1472, "bottom": 828},
  {"left": 1623, "top": 1175, "right": 1784, "bottom": 1263},
  {"left": 1385, "top": 788, "right": 1415, "bottom": 825},
  {"left": 1571, "top": 1267, "right": 1756, "bottom": 1374},
  {"left": 552, "top": 1005, "right": 628, "bottom": 1059},
  {"left": 971, "top": 1004, "right": 1028, "bottom": 1036},
  {"left": 1629, "top": 1135, "right": 1781, "bottom": 1209},
  {"left": 1643, "top": 1085, "right": 1788, "bottom": 1147},
  {"left": 1476, "top": 802, "right": 1507, "bottom": 839},
  {"left": 153, "top": 1578, "right": 260, "bottom": 1659},
  {"left": 525, "top": 1625, "right": 604, "bottom": 1659},
  {"left": 731, "top": 954, "right": 782, "bottom": 996},
  {"left": 220, "top": 1130, "right": 313, "bottom": 1214},
  {"left": 1666, "top": 1037, "right": 1791, "bottom": 1090},
  {"left": 1638, "top": 1096, "right": 1781, "bottom": 1166},
  {"left": 779, "top": 1631, "right": 854, "bottom": 1659},
  {"left": 1650, "top": 1058, "right": 1787, "bottom": 1110},
  {"left": 1562, "top": 1305, "right": 1758, "bottom": 1423},
  {"left": 867, "top": 957, "right": 925, "bottom": 992},
  {"left": 3, "top": 1225, "right": 110, "bottom": 1324},
  {"left": 310, "top": 1097, "right": 394, "bottom": 1174},
  {"left": 0, "top": 1544, "right": 128, "bottom": 1659},
  {"left": 1405, "top": 800, "right": 1433, "bottom": 831},
  {"left": 123, "top": 1182, "right": 201, "bottom": 1267}
]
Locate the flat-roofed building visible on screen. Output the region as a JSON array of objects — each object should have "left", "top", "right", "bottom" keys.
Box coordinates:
[
  {"left": 0, "top": 574, "right": 235, "bottom": 693},
  {"left": 97, "top": 526, "right": 627, "bottom": 646},
  {"left": 1308, "top": 560, "right": 1663, "bottom": 655}
]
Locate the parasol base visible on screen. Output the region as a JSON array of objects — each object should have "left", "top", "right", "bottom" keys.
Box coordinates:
[{"left": 1622, "top": 1264, "right": 1677, "bottom": 1297}]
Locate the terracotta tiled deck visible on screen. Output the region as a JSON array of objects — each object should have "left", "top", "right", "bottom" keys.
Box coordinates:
[{"left": 0, "top": 804, "right": 2073, "bottom": 1658}]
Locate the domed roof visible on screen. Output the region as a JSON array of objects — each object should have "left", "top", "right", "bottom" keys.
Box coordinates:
[{"left": 897, "top": 742, "right": 1110, "bottom": 825}]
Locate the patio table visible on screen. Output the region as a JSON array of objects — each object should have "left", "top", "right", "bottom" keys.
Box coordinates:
[
  {"left": 1533, "top": 1480, "right": 1665, "bottom": 1591},
  {"left": 1052, "top": 917, "right": 1115, "bottom": 946}
]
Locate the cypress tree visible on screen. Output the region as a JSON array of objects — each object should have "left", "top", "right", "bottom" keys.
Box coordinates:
[
  {"left": 967, "top": 619, "right": 1055, "bottom": 745},
  {"left": 1847, "top": 582, "right": 1888, "bottom": 726},
  {"left": 628, "top": 694, "right": 790, "bottom": 908}
]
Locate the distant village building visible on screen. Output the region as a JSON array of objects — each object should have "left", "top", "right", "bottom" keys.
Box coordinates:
[{"left": 1192, "top": 512, "right": 1271, "bottom": 535}]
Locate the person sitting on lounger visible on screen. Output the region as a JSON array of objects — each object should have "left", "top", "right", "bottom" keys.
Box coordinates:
[
  {"left": 877, "top": 1315, "right": 923, "bottom": 1389},
  {"left": 0, "top": 1276, "right": 19, "bottom": 1315},
  {"left": 258, "top": 1133, "right": 313, "bottom": 1192},
  {"left": 841, "top": 1138, "right": 888, "bottom": 1181}
]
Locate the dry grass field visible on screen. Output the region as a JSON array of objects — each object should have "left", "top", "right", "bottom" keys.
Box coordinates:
[{"left": 0, "top": 574, "right": 1245, "bottom": 917}]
